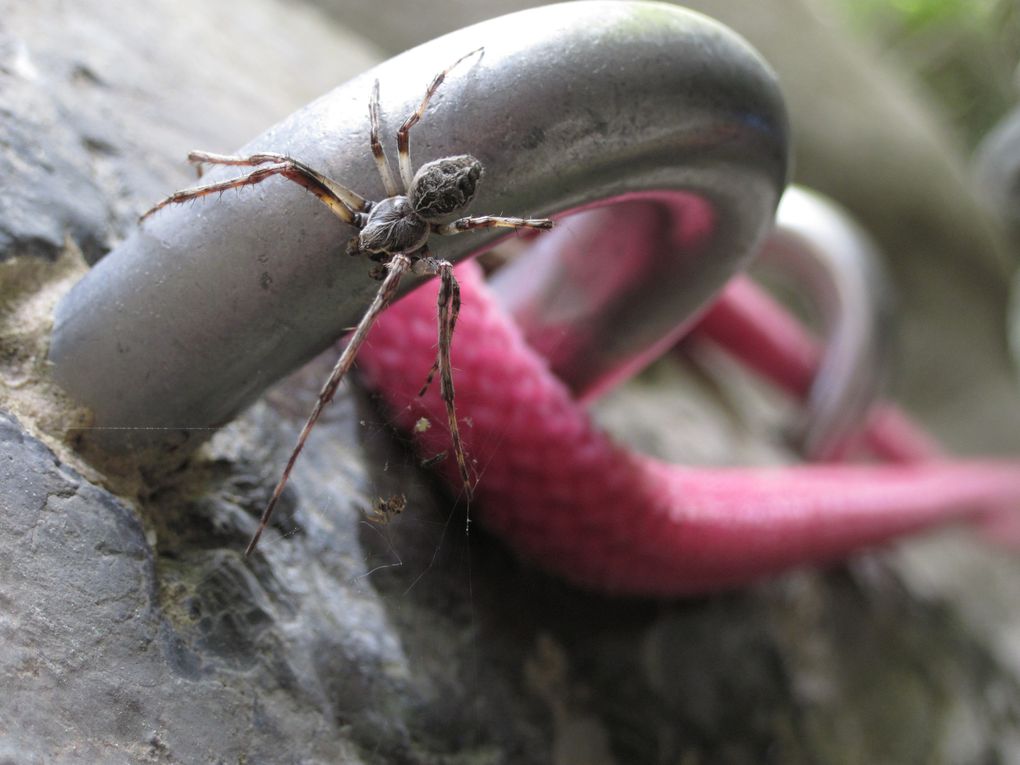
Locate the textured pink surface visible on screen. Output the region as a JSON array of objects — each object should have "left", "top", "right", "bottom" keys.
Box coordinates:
[{"left": 357, "top": 261, "right": 1020, "bottom": 596}]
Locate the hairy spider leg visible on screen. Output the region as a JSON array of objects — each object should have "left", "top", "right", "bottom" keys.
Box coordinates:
[
  {"left": 413, "top": 253, "right": 474, "bottom": 501},
  {"left": 369, "top": 81, "right": 401, "bottom": 197},
  {"left": 140, "top": 152, "right": 368, "bottom": 224},
  {"left": 419, "top": 214, "right": 553, "bottom": 402},
  {"left": 395, "top": 47, "right": 483, "bottom": 191},
  {"left": 246, "top": 253, "right": 414, "bottom": 556},
  {"left": 189, "top": 151, "right": 370, "bottom": 216},
  {"left": 434, "top": 215, "right": 555, "bottom": 235},
  {"left": 416, "top": 259, "right": 461, "bottom": 399}
]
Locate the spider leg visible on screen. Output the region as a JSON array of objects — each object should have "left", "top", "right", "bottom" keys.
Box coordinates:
[
  {"left": 141, "top": 153, "right": 369, "bottom": 224},
  {"left": 433, "top": 215, "right": 554, "bottom": 236},
  {"left": 187, "top": 151, "right": 370, "bottom": 214},
  {"left": 416, "top": 254, "right": 474, "bottom": 503},
  {"left": 417, "top": 257, "right": 461, "bottom": 399},
  {"left": 396, "top": 47, "right": 483, "bottom": 192},
  {"left": 245, "top": 253, "right": 413, "bottom": 556},
  {"left": 369, "top": 80, "right": 401, "bottom": 197},
  {"left": 188, "top": 150, "right": 290, "bottom": 172}
]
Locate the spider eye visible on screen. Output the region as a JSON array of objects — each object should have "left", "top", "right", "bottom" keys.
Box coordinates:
[{"left": 410, "top": 155, "right": 483, "bottom": 221}]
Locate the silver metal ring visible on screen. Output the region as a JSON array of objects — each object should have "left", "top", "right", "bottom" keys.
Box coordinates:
[{"left": 763, "top": 186, "right": 894, "bottom": 460}]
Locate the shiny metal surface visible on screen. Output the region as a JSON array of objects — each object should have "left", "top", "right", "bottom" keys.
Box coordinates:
[
  {"left": 49, "top": 0, "right": 788, "bottom": 452},
  {"left": 974, "top": 105, "right": 1020, "bottom": 239},
  {"left": 973, "top": 107, "right": 1020, "bottom": 373},
  {"left": 763, "top": 187, "right": 894, "bottom": 460}
]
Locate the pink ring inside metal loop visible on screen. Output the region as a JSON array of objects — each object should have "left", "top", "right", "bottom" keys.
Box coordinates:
[{"left": 488, "top": 191, "right": 721, "bottom": 402}]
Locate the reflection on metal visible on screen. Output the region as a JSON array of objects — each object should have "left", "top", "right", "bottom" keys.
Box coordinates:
[
  {"left": 763, "top": 187, "right": 894, "bottom": 460},
  {"left": 974, "top": 106, "right": 1020, "bottom": 377},
  {"left": 49, "top": 1, "right": 788, "bottom": 453}
]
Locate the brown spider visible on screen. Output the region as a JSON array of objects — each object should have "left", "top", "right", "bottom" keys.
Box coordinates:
[
  {"left": 365, "top": 494, "right": 407, "bottom": 526},
  {"left": 141, "top": 48, "right": 554, "bottom": 555}
]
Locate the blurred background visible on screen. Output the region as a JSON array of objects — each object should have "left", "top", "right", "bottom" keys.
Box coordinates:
[
  {"left": 301, "top": 0, "right": 1020, "bottom": 453},
  {"left": 838, "top": 0, "right": 1019, "bottom": 146},
  {"left": 6, "top": 2, "right": 1020, "bottom": 761}
]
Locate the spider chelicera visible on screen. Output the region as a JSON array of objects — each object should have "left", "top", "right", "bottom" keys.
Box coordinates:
[{"left": 141, "top": 48, "right": 555, "bottom": 555}]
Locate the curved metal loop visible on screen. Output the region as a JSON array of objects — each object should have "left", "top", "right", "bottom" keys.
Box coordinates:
[
  {"left": 48, "top": 0, "right": 788, "bottom": 453},
  {"left": 763, "top": 187, "right": 895, "bottom": 460},
  {"left": 973, "top": 106, "right": 1020, "bottom": 375}
]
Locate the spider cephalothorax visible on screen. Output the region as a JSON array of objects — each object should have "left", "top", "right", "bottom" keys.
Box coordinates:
[
  {"left": 140, "top": 48, "right": 553, "bottom": 555},
  {"left": 352, "top": 196, "right": 430, "bottom": 259}
]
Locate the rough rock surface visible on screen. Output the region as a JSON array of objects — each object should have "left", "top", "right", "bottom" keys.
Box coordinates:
[{"left": 4, "top": 0, "right": 1020, "bottom": 763}]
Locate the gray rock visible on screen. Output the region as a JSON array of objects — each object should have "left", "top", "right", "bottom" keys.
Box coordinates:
[
  {"left": 0, "top": 400, "right": 555, "bottom": 763},
  {"left": 0, "top": 0, "right": 380, "bottom": 264},
  {"left": 7, "top": 402, "right": 1020, "bottom": 764},
  {"left": 0, "top": 45, "right": 108, "bottom": 263}
]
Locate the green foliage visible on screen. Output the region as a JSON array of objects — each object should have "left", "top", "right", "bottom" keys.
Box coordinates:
[{"left": 837, "top": 0, "right": 1020, "bottom": 146}]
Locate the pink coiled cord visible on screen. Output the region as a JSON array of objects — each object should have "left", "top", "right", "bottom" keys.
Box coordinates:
[{"left": 358, "top": 259, "right": 1020, "bottom": 597}]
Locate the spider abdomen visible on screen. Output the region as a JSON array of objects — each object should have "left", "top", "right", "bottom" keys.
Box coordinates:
[
  {"left": 410, "top": 155, "right": 483, "bottom": 222},
  {"left": 357, "top": 195, "right": 429, "bottom": 255}
]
